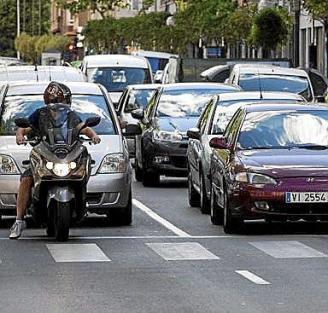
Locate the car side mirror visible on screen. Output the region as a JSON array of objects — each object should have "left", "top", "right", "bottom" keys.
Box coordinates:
[
  {"left": 124, "top": 124, "right": 142, "bottom": 136},
  {"left": 15, "top": 118, "right": 31, "bottom": 128},
  {"left": 209, "top": 137, "right": 230, "bottom": 149},
  {"left": 84, "top": 116, "right": 101, "bottom": 128},
  {"left": 316, "top": 95, "right": 326, "bottom": 103},
  {"left": 187, "top": 127, "right": 200, "bottom": 140},
  {"left": 131, "top": 108, "right": 145, "bottom": 120}
]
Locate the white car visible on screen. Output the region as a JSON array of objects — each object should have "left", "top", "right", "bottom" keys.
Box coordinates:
[
  {"left": 227, "top": 64, "right": 315, "bottom": 102},
  {"left": 0, "top": 81, "right": 135, "bottom": 224},
  {"left": 82, "top": 54, "right": 154, "bottom": 106}
]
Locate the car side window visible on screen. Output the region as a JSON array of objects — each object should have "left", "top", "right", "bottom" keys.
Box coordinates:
[
  {"left": 198, "top": 99, "right": 214, "bottom": 133},
  {"left": 225, "top": 109, "right": 244, "bottom": 145},
  {"left": 214, "top": 69, "right": 230, "bottom": 83}
]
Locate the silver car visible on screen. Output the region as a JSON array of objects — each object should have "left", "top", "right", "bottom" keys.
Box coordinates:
[{"left": 0, "top": 81, "right": 133, "bottom": 223}]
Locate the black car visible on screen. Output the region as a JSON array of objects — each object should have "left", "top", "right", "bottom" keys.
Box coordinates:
[
  {"left": 186, "top": 91, "right": 305, "bottom": 214},
  {"left": 132, "top": 83, "right": 240, "bottom": 186}
]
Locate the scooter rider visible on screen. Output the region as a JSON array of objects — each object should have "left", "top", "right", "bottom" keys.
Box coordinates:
[{"left": 9, "top": 81, "right": 101, "bottom": 239}]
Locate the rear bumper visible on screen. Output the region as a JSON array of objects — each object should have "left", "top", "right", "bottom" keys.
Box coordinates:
[{"left": 0, "top": 171, "right": 131, "bottom": 215}]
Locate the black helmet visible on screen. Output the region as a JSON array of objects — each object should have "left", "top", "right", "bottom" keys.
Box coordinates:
[{"left": 44, "top": 81, "right": 72, "bottom": 106}]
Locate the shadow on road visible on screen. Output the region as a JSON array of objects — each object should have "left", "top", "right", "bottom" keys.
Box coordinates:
[{"left": 241, "top": 220, "right": 328, "bottom": 236}]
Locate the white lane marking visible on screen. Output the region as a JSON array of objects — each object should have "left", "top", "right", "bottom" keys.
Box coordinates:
[
  {"left": 0, "top": 235, "right": 231, "bottom": 240},
  {"left": 236, "top": 270, "right": 271, "bottom": 285},
  {"left": 46, "top": 243, "right": 110, "bottom": 263},
  {"left": 250, "top": 241, "right": 327, "bottom": 258},
  {"left": 133, "top": 199, "right": 191, "bottom": 237},
  {"left": 146, "top": 242, "right": 219, "bottom": 261}
]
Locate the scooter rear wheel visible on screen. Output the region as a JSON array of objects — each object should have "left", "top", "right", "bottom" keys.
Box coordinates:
[{"left": 55, "top": 202, "right": 70, "bottom": 241}]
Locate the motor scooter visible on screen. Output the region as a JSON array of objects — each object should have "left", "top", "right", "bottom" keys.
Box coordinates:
[{"left": 15, "top": 105, "right": 100, "bottom": 241}]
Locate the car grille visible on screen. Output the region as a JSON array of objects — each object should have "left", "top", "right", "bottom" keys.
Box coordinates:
[
  {"left": 269, "top": 202, "right": 328, "bottom": 215},
  {"left": 86, "top": 193, "right": 103, "bottom": 205},
  {"left": 170, "top": 156, "right": 187, "bottom": 169}
]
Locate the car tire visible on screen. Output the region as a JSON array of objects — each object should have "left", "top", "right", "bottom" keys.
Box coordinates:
[
  {"left": 188, "top": 172, "right": 200, "bottom": 207},
  {"left": 107, "top": 191, "right": 132, "bottom": 226},
  {"left": 143, "top": 170, "right": 160, "bottom": 187},
  {"left": 135, "top": 163, "right": 143, "bottom": 182},
  {"left": 223, "top": 187, "right": 243, "bottom": 234},
  {"left": 200, "top": 171, "right": 210, "bottom": 214},
  {"left": 210, "top": 184, "right": 223, "bottom": 225}
]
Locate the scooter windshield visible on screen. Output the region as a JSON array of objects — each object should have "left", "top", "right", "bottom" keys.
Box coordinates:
[{"left": 47, "top": 104, "right": 71, "bottom": 145}]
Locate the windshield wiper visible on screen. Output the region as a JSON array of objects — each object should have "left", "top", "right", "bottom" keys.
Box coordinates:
[
  {"left": 290, "top": 144, "right": 328, "bottom": 150},
  {"left": 240, "top": 146, "right": 288, "bottom": 150}
]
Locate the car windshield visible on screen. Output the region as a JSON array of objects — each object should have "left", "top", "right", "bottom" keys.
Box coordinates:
[
  {"left": 211, "top": 99, "right": 303, "bottom": 134},
  {"left": 238, "top": 74, "right": 312, "bottom": 101},
  {"left": 156, "top": 88, "right": 230, "bottom": 118},
  {"left": 0, "top": 95, "right": 116, "bottom": 136},
  {"left": 238, "top": 110, "right": 328, "bottom": 150},
  {"left": 124, "top": 89, "right": 156, "bottom": 113},
  {"left": 88, "top": 67, "right": 151, "bottom": 92}
]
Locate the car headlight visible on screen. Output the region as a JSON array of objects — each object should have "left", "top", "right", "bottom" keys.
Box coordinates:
[
  {"left": 52, "top": 163, "right": 71, "bottom": 177},
  {"left": 153, "top": 130, "right": 183, "bottom": 142},
  {"left": 98, "top": 153, "right": 127, "bottom": 174},
  {"left": 0, "top": 154, "right": 20, "bottom": 174},
  {"left": 235, "top": 172, "right": 277, "bottom": 185}
]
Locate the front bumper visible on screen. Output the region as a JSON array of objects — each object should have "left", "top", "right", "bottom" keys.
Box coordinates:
[
  {"left": 0, "top": 171, "right": 131, "bottom": 215},
  {"left": 227, "top": 178, "right": 328, "bottom": 220},
  {"left": 145, "top": 140, "right": 188, "bottom": 177}
]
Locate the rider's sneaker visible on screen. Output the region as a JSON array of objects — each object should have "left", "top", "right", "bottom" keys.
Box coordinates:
[{"left": 9, "top": 220, "right": 26, "bottom": 239}]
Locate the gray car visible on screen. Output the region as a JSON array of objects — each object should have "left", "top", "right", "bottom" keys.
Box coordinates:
[
  {"left": 187, "top": 91, "right": 306, "bottom": 214},
  {"left": 0, "top": 81, "right": 133, "bottom": 223}
]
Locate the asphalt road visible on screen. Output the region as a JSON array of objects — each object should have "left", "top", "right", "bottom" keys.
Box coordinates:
[{"left": 1, "top": 176, "right": 328, "bottom": 313}]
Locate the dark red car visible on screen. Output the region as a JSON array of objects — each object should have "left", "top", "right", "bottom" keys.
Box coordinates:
[{"left": 209, "top": 103, "right": 328, "bottom": 233}]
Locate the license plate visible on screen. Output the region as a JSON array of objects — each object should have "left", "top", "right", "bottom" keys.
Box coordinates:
[{"left": 286, "top": 192, "right": 328, "bottom": 203}]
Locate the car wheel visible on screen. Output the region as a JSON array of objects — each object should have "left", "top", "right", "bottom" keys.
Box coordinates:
[
  {"left": 188, "top": 172, "right": 200, "bottom": 207},
  {"left": 223, "top": 187, "right": 243, "bottom": 234},
  {"left": 135, "top": 163, "right": 143, "bottom": 182},
  {"left": 107, "top": 191, "right": 132, "bottom": 226},
  {"left": 143, "top": 170, "right": 160, "bottom": 187},
  {"left": 210, "top": 184, "right": 223, "bottom": 225},
  {"left": 200, "top": 171, "right": 210, "bottom": 214}
]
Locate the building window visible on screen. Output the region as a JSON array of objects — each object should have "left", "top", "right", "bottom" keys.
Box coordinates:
[{"left": 131, "top": 0, "right": 139, "bottom": 10}]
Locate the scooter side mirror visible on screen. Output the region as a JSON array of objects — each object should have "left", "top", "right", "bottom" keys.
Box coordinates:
[
  {"left": 84, "top": 116, "right": 101, "bottom": 128},
  {"left": 15, "top": 118, "right": 31, "bottom": 128}
]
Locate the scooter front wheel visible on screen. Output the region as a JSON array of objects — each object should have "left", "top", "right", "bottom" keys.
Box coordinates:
[{"left": 55, "top": 202, "right": 70, "bottom": 241}]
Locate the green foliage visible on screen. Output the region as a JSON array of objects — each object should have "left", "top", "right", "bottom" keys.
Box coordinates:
[
  {"left": 0, "top": 0, "right": 50, "bottom": 57},
  {"left": 250, "top": 7, "right": 289, "bottom": 52},
  {"left": 303, "top": 0, "right": 328, "bottom": 26},
  {"left": 15, "top": 33, "right": 70, "bottom": 63},
  {"left": 57, "top": 0, "right": 127, "bottom": 18},
  {"left": 223, "top": 4, "right": 257, "bottom": 44}
]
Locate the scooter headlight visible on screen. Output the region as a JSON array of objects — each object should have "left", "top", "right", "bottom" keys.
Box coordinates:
[{"left": 53, "top": 163, "right": 71, "bottom": 177}]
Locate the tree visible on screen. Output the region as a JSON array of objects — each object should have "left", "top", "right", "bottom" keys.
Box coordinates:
[
  {"left": 250, "top": 7, "right": 289, "bottom": 57},
  {"left": 0, "top": 0, "right": 50, "bottom": 57},
  {"left": 57, "top": 0, "right": 128, "bottom": 19},
  {"left": 15, "top": 33, "right": 70, "bottom": 63}
]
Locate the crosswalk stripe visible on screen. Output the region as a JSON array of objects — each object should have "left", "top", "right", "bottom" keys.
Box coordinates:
[
  {"left": 146, "top": 242, "right": 220, "bottom": 261},
  {"left": 250, "top": 241, "right": 327, "bottom": 258},
  {"left": 236, "top": 270, "right": 271, "bottom": 285},
  {"left": 46, "top": 243, "right": 110, "bottom": 263}
]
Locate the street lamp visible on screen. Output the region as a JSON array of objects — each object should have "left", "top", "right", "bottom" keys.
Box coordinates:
[{"left": 17, "top": 0, "right": 20, "bottom": 59}]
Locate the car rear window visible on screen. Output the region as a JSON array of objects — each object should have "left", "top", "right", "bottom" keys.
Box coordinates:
[
  {"left": 0, "top": 94, "right": 116, "bottom": 136},
  {"left": 88, "top": 67, "right": 152, "bottom": 92}
]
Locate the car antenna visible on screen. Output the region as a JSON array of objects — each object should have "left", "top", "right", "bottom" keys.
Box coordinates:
[
  {"left": 257, "top": 68, "right": 263, "bottom": 99},
  {"left": 34, "top": 62, "right": 39, "bottom": 82}
]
